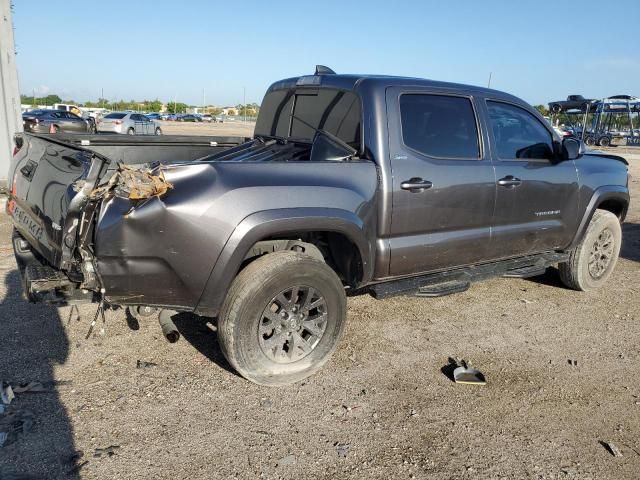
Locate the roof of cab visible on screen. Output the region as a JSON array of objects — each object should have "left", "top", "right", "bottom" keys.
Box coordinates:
[{"left": 266, "top": 73, "right": 524, "bottom": 105}]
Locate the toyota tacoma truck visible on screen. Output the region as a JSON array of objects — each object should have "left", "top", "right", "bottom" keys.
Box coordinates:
[{"left": 7, "top": 66, "right": 630, "bottom": 385}]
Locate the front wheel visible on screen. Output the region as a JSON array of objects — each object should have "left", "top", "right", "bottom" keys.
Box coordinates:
[
  {"left": 559, "top": 209, "right": 622, "bottom": 291},
  {"left": 155, "top": 127, "right": 162, "bottom": 135},
  {"left": 218, "top": 251, "right": 347, "bottom": 386}
]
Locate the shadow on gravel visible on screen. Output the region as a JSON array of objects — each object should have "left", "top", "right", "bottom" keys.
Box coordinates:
[
  {"left": 621, "top": 222, "right": 640, "bottom": 263},
  {"left": 171, "top": 313, "right": 240, "bottom": 377},
  {"left": 0, "top": 270, "right": 80, "bottom": 479},
  {"left": 524, "top": 267, "right": 565, "bottom": 288}
]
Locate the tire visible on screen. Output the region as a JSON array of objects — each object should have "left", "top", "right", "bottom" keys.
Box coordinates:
[
  {"left": 155, "top": 127, "right": 162, "bottom": 135},
  {"left": 585, "top": 136, "right": 596, "bottom": 146},
  {"left": 127, "top": 128, "right": 135, "bottom": 135},
  {"left": 598, "top": 136, "right": 611, "bottom": 147},
  {"left": 551, "top": 103, "right": 562, "bottom": 113},
  {"left": 218, "top": 251, "right": 347, "bottom": 386},
  {"left": 559, "top": 209, "right": 622, "bottom": 291},
  {"left": 51, "top": 125, "right": 59, "bottom": 134}
]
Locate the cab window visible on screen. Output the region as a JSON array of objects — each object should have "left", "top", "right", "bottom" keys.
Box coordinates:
[
  {"left": 399, "top": 94, "right": 480, "bottom": 159},
  {"left": 486, "top": 101, "right": 554, "bottom": 160}
]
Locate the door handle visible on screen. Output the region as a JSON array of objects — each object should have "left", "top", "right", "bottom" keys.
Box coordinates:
[
  {"left": 497, "top": 176, "right": 522, "bottom": 188},
  {"left": 401, "top": 178, "right": 433, "bottom": 192}
]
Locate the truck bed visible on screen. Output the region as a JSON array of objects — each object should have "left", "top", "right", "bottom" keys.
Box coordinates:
[
  {"left": 37, "top": 133, "right": 249, "bottom": 167},
  {"left": 7, "top": 133, "right": 248, "bottom": 274}
]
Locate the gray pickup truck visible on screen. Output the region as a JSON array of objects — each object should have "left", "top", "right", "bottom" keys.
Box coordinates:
[{"left": 7, "top": 67, "right": 630, "bottom": 385}]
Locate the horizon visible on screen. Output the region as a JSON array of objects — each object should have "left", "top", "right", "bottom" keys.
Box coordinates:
[{"left": 13, "top": 0, "right": 640, "bottom": 107}]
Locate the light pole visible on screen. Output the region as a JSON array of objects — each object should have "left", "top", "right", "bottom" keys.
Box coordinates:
[{"left": 243, "top": 86, "right": 246, "bottom": 123}]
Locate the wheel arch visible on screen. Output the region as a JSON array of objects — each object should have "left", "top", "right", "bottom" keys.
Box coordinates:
[
  {"left": 195, "top": 208, "right": 374, "bottom": 317},
  {"left": 567, "top": 186, "right": 629, "bottom": 249}
]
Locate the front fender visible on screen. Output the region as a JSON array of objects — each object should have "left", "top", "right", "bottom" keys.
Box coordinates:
[
  {"left": 567, "top": 185, "right": 629, "bottom": 249},
  {"left": 195, "top": 208, "right": 373, "bottom": 317}
]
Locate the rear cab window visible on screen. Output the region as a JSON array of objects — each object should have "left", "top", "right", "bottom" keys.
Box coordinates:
[
  {"left": 255, "top": 88, "right": 362, "bottom": 150},
  {"left": 399, "top": 94, "right": 480, "bottom": 159},
  {"left": 486, "top": 101, "right": 554, "bottom": 161}
]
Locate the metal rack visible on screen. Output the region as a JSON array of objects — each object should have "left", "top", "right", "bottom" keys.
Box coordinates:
[{"left": 549, "top": 96, "right": 640, "bottom": 147}]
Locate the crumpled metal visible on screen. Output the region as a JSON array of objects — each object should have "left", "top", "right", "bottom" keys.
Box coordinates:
[{"left": 91, "top": 164, "right": 173, "bottom": 200}]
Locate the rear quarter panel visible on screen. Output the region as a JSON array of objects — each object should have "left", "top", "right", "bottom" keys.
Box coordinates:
[{"left": 95, "top": 160, "right": 378, "bottom": 310}]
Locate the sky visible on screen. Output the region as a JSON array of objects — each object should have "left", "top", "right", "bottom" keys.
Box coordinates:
[{"left": 12, "top": 0, "right": 640, "bottom": 107}]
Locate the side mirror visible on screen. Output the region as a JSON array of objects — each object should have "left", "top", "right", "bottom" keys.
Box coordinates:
[{"left": 561, "top": 137, "right": 583, "bottom": 160}]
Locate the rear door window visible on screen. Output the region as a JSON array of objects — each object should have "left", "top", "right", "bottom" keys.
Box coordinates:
[
  {"left": 399, "top": 94, "right": 480, "bottom": 159},
  {"left": 486, "top": 101, "right": 554, "bottom": 160},
  {"left": 104, "top": 113, "right": 127, "bottom": 119}
]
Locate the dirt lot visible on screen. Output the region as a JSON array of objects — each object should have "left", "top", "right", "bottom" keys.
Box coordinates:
[
  {"left": 160, "top": 119, "right": 255, "bottom": 138},
  {"left": 0, "top": 146, "right": 639, "bottom": 480}
]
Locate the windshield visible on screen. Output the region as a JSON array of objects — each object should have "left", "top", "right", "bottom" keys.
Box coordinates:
[{"left": 255, "top": 88, "right": 361, "bottom": 149}]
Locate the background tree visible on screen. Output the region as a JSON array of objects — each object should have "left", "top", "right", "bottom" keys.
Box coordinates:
[
  {"left": 165, "top": 102, "right": 188, "bottom": 114},
  {"left": 534, "top": 104, "right": 549, "bottom": 117},
  {"left": 20, "top": 93, "right": 62, "bottom": 106},
  {"left": 236, "top": 103, "right": 259, "bottom": 117}
]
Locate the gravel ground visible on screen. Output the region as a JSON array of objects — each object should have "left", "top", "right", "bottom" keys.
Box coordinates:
[{"left": 0, "top": 148, "right": 639, "bottom": 480}]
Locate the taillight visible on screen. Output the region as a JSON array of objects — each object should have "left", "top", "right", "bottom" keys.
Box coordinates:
[
  {"left": 13, "top": 135, "right": 23, "bottom": 156},
  {"left": 114, "top": 120, "right": 122, "bottom": 125}
]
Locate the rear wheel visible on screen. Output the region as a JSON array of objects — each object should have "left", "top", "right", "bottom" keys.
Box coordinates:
[
  {"left": 155, "top": 127, "right": 162, "bottom": 135},
  {"left": 218, "top": 251, "right": 347, "bottom": 386},
  {"left": 585, "top": 136, "right": 596, "bottom": 146},
  {"left": 127, "top": 128, "right": 135, "bottom": 135},
  {"left": 559, "top": 209, "right": 622, "bottom": 291},
  {"left": 51, "top": 125, "right": 59, "bottom": 134},
  {"left": 598, "top": 136, "right": 611, "bottom": 147}
]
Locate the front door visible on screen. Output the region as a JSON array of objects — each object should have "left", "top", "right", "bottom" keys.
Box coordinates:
[
  {"left": 483, "top": 100, "right": 580, "bottom": 258},
  {"left": 386, "top": 88, "right": 496, "bottom": 276}
]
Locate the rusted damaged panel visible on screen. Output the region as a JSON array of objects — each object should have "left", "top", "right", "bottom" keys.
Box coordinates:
[{"left": 91, "top": 164, "right": 173, "bottom": 201}]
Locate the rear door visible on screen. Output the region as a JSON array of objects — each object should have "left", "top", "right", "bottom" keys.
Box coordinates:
[
  {"left": 386, "top": 88, "right": 496, "bottom": 276},
  {"left": 483, "top": 100, "right": 580, "bottom": 258},
  {"left": 142, "top": 116, "right": 154, "bottom": 134},
  {"left": 131, "top": 114, "right": 147, "bottom": 134}
]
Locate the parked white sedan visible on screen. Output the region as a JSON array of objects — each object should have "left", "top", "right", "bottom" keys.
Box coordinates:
[{"left": 97, "top": 112, "right": 162, "bottom": 135}]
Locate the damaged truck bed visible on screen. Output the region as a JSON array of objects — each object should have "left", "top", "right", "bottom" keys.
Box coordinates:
[
  {"left": 7, "top": 68, "right": 630, "bottom": 385},
  {"left": 9, "top": 133, "right": 248, "bottom": 307}
]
